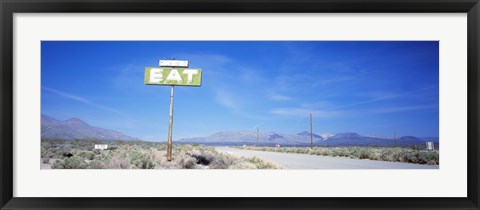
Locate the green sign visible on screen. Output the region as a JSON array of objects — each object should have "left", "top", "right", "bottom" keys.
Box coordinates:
[{"left": 144, "top": 67, "right": 202, "bottom": 86}]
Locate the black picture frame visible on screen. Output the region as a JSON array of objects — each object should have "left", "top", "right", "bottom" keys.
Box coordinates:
[{"left": 1, "top": 0, "right": 479, "bottom": 209}]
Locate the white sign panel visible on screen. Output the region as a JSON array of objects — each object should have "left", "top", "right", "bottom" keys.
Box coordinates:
[
  {"left": 159, "top": 60, "right": 189, "bottom": 67},
  {"left": 94, "top": 144, "right": 108, "bottom": 150},
  {"left": 426, "top": 142, "right": 435, "bottom": 150},
  {"left": 144, "top": 67, "right": 202, "bottom": 86}
]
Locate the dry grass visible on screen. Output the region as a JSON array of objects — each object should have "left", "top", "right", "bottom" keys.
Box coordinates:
[{"left": 42, "top": 139, "right": 281, "bottom": 169}]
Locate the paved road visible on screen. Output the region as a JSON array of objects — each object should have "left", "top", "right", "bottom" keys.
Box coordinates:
[{"left": 216, "top": 147, "right": 439, "bottom": 169}]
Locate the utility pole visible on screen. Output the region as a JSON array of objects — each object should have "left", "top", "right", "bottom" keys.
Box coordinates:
[
  {"left": 166, "top": 85, "right": 174, "bottom": 161},
  {"left": 256, "top": 128, "right": 259, "bottom": 147},
  {"left": 310, "top": 113, "right": 313, "bottom": 149},
  {"left": 394, "top": 130, "right": 397, "bottom": 148}
]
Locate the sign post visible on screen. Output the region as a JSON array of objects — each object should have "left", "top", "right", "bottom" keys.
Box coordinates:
[
  {"left": 310, "top": 113, "right": 313, "bottom": 149},
  {"left": 256, "top": 128, "right": 259, "bottom": 147},
  {"left": 166, "top": 86, "right": 174, "bottom": 161},
  {"left": 145, "top": 59, "right": 202, "bottom": 161}
]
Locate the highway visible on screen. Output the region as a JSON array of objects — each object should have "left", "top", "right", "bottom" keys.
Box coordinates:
[{"left": 216, "top": 147, "right": 439, "bottom": 169}]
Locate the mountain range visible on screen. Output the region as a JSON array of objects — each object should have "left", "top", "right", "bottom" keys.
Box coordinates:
[
  {"left": 41, "top": 115, "right": 136, "bottom": 141},
  {"left": 41, "top": 115, "right": 438, "bottom": 147},
  {"left": 177, "top": 130, "right": 324, "bottom": 145},
  {"left": 178, "top": 130, "right": 438, "bottom": 147}
]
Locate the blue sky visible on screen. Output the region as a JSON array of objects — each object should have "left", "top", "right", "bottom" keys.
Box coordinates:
[{"left": 41, "top": 41, "right": 439, "bottom": 141}]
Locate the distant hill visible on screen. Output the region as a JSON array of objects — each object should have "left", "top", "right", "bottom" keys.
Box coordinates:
[
  {"left": 178, "top": 130, "right": 323, "bottom": 146},
  {"left": 41, "top": 115, "right": 136, "bottom": 141},
  {"left": 419, "top": 137, "right": 439, "bottom": 143},
  {"left": 178, "top": 130, "right": 434, "bottom": 147},
  {"left": 322, "top": 133, "right": 425, "bottom": 147},
  {"left": 297, "top": 131, "right": 323, "bottom": 139}
]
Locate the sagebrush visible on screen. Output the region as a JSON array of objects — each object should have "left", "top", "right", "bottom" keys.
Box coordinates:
[
  {"left": 237, "top": 146, "right": 439, "bottom": 165},
  {"left": 41, "top": 139, "right": 281, "bottom": 169}
]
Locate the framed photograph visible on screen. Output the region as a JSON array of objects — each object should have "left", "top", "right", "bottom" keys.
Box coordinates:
[{"left": 1, "top": 0, "right": 479, "bottom": 209}]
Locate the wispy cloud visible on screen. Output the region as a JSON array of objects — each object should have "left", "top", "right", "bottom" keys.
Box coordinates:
[
  {"left": 42, "top": 86, "right": 167, "bottom": 137},
  {"left": 312, "top": 76, "right": 352, "bottom": 87},
  {"left": 175, "top": 53, "right": 232, "bottom": 66},
  {"left": 284, "top": 117, "right": 308, "bottom": 134},
  {"left": 332, "top": 93, "right": 402, "bottom": 110},
  {"left": 215, "top": 89, "right": 239, "bottom": 110},
  {"left": 173, "top": 53, "right": 232, "bottom": 76},
  {"left": 269, "top": 93, "right": 291, "bottom": 101},
  {"left": 42, "top": 87, "right": 123, "bottom": 114},
  {"left": 214, "top": 89, "right": 266, "bottom": 120},
  {"left": 374, "top": 104, "right": 437, "bottom": 114},
  {"left": 111, "top": 63, "right": 150, "bottom": 93},
  {"left": 270, "top": 87, "right": 437, "bottom": 119},
  {"left": 332, "top": 86, "right": 436, "bottom": 110},
  {"left": 239, "top": 68, "right": 267, "bottom": 84},
  {"left": 270, "top": 108, "right": 338, "bottom": 118},
  {"left": 272, "top": 74, "right": 312, "bottom": 92},
  {"left": 300, "top": 101, "right": 335, "bottom": 110},
  {"left": 252, "top": 122, "right": 264, "bottom": 130}
]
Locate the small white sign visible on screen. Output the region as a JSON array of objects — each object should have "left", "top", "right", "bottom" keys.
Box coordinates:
[
  {"left": 426, "top": 142, "right": 435, "bottom": 150},
  {"left": 94, "top": 144, "right": 108, "bottom": 150},
  {"left": 159, "top": 60, "right": 189, "bottom": 67}
]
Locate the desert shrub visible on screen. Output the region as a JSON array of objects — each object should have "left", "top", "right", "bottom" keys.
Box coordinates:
[
  {"left": 129, "top": 149, "right": 156, "bottom": 169},
  {"left": 76, "top": 150, "right": 95, "bottom": 160},
  {"left": 100, "top": 156, "right": 133, "bottom": 169},
  {"left": 44, "top": 140, "right": 283, "bottom": 169},
  {"left": 229, "top": 161, "right": 258, "bottom": 169},
  {"left": 293, "top": 148, "right": 305, "bottom": 154},
  {"left": 406, "top": 152, "right": 419, "bottom": 163},
  {"left": 227, "top": 156, "right": 281, "bottom": 169},
  {"left": 238, "top": 146, "right": 439, "bottom": 165},
  {"left": 41, "top": 149, "right": 55, "bottom": 159},
  {"left": 306, "top": 149, "right": 316, "bottom": 155},
  {"left": 418, "top": 151, "right": 439, "bottom": 165},
  {"left": 151, "top": 149, "right": 166, "bottom": 162},
  {"left": 411, "top": 145, "right": 419, "bottom": 151},
  {"left": 349, "top": 147, "right": 370, "bottom": 159},
  {"left": 41, "top": 145, "right": 70, "bottom": 159},
  {"left": 391, "top": 150, "right": 404, "bottom": 161},
  {"left": 379, "top": 149, "right": 394, "bottom": 162},
  {"left": 188, "top": 151, "right": 215, "bottom": 165},
  {"left": 210, "top": 153, "right": 237, "bottom": 169},
  {"left": 180, "top": 156, "right": 197, "bottom": 169},
  {"left": 41, "top": 158, "right": 50, "bottom": 164},
  {"left": 359, "top": 150, "right": 370, "bottom": 159},
  {"left": 52, "top": 156, "right": 87, "bottom": 169},
  {"left": 92, "top": 149, "right": 101, "bottom": 155},
  {"left": 173, "top": 154, "right": 197, "bottom": 169}
]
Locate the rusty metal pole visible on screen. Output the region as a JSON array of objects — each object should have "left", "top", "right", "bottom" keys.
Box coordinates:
[
  {"left": 167, "top": 85, "right": 175, "bottom": 161},
  {"left": 256, "top": 128, "right": 259, "bottom": 147},
  {"left": 310, "top": 113, "right": 313, "bottom": 149}
]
